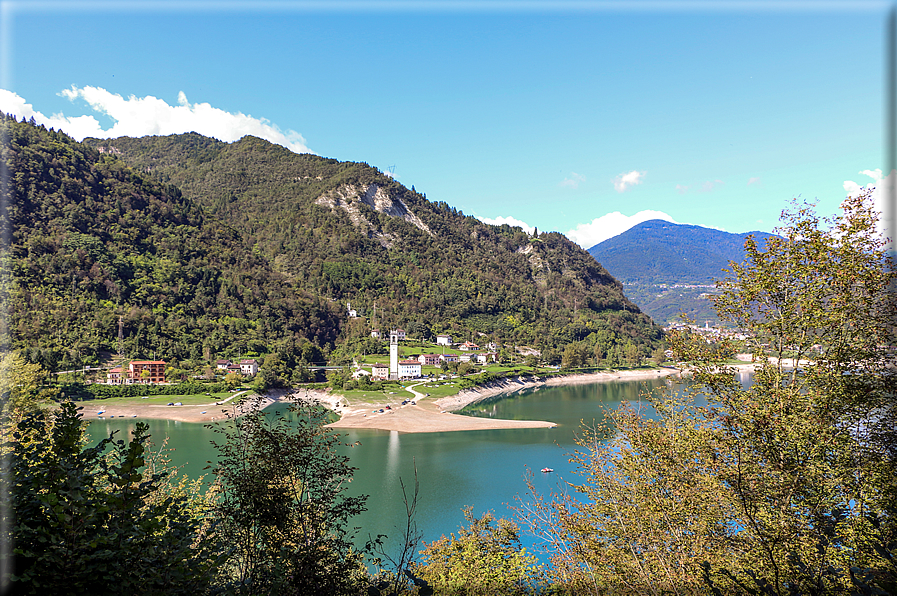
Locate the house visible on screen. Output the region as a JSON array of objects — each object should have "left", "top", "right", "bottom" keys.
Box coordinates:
[
  {"left": 239, "top": 359, "right": 259, "bottom": 375},
  {"left": 439, "top": 353, "right": 459, "bottom": 363},
  {"left": 418, "top": 354, "right": 441, "bottom": 366},
  {"left": 216, "top": 359, "right": 232, "bottom": 370},
  {"left": 106, "top": 367, "right": 124, "bottom": 385},
  {"left": 459, "top": 341, "right": 479, "bottom": 351},
  {"left": 128, "top": 360, "right": 166, "bottom": 384},
  {"left": 397, "top": 360, "right": 422, "bottom": 379},
  {"left": 476, "top": 352, "right": 498, "bottom": 364},
  {"left": 459, "top": 353, "right": 474, "bottom": 363},
  {"left": 371, "top": 329, "right": 381, "bottom": 339},
  {"left": 436, "top": 334, "right": 452, "bottom": 346},
  {"left": 351, "top": 368, "right": 371, "bottom": 380},
  {"left": 226, "top": 364, "right": 242, "bottom": 375},
  {"left": 371, "top": 363, "right": 390, "bottom": 380},
  {"left": 395, "top": 328, "right": 407, "bottom": 341}
]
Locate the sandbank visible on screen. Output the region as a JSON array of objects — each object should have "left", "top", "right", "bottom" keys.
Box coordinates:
[
  {"left": 84, "top": 390, "right": 276, "bottom": 424},
  {"left": 433, "top": 367, "right": 682, "bottom": 413},
  {"left": 83, "top": 367, "right": 715, "bottom": 433}
]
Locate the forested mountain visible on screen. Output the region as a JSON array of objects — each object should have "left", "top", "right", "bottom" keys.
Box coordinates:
[
  {"left": 83, "top": 132, "right": 661, "bottom": 354},
  {"left": 0, "top": 114, "right": 662, "bottom": 372},
  {"left": 587, "top": 220, "right": 779, "bottom": 325},
  {"left": 1, "top": 115, "right": 339, "bottom": 372}
]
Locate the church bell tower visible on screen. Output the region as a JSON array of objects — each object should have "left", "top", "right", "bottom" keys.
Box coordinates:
[{"left": 389, "top": 330, "right": 399, "bottom": 380}]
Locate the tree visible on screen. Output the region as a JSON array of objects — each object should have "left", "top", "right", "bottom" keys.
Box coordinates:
[
  {"left": 209, "top": 396, "right": 369, "bottom": 595},
  {"left": 622, "top": 342, "right": 640, "bottom": 367},
  {"left": 517, "top": 192, "right": 897, "bottom": 595},
  {"left": 561, "top": 344, "right": 582, "bottom": 370},
  {"left": 4, "top": 402, "right": 221, "bottom": 595},
  {"left": 0, "top": 353, "right": 58, "bottom": 423},
  {"left": 224, "top": 371, "right": 242, "bottom": 390},
  {"left": 417, "top": 507, "right": 545, "bottom": 595},
  {"left": 592, "top": 343, "right": 605, "bottom": 367}
]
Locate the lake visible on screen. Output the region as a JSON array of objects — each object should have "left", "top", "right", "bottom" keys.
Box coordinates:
[{"left": 86, "top": 374, "right": 744, "bottom": 556}]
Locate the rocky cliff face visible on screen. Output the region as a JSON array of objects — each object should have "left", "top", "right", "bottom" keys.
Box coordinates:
[{"left": 315, "top": 183, "right": 433, "bottom": 244}]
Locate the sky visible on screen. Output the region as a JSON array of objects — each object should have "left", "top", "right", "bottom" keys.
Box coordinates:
[{"left": 1, "top": 1, "right": 894, "bottom": 248}]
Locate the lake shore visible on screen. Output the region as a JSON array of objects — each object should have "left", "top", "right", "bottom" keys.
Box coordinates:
[
  {"left": 84, "top": 362, "right": 772, "bottom": 432},
  {"left": 432, "top": 367, "right": 683, "bottom": 413}
]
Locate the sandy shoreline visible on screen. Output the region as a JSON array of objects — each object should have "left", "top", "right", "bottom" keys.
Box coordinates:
[
  {"left": 84, "top": 358, "right": 797, "bottom": 433},
  {"left": 86, "top": 368, "right": 687, "bottom": 433},
  {"left": 433, "top": 367, "right": 682, "bottom": 413}
]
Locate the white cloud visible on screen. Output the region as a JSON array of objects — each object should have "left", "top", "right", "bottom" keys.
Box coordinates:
[
  {"left": 843, "top": 168, "right": 895, "bottom": 239},
  {"left": 560, "top": 172, "right": 585, "bottom": 189},
  {"left": 612, "top": 170, "right": 645, "bottom": 193},
  {"left": 565, "top": 210, "right": 676, "bottom": 249},
  {"left": 699, "top": 179, "right": 724, "bottom": 192},
  {"left": 675, "top": 184, "right": 689, "bottom": 194},
  {"left": 0, "top": 87, "right": 312, "bottom": 153},
  {"left": 747, "top": 177, "right": 761, "bottom": 186},
  {"left": 478, "top": 215, "right": 535, "bottom": 235}
]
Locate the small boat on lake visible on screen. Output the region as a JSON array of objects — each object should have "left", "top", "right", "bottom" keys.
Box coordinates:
[{"left": 541, "top": 467, "right": 554, "bottom": 473}]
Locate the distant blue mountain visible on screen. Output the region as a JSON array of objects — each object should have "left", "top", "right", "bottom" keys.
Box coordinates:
[
  {"left": 587, "top": 220, "right": 779, "bottom": 285},
  {"left": 586, "top": 220, "right": 780, "bottom": 325}
]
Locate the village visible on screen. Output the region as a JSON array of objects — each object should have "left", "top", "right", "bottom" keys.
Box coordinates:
[{"left": 100, "top": 328, "right": 500, "bottom": 386}]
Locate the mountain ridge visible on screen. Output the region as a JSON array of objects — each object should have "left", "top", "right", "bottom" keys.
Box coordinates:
[
  {"left": 588, "top": 219, "right": 778, "bottom": 285},
  {"left": 587, "top": 219, "right": 780, "bottom": 325},
  {"left": 0, "top": 117, "right": 663, "bottom": 373}
]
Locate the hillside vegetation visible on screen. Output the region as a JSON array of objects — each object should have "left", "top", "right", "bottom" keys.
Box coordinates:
[
  {"left": 1, "top": 114, "right": 339, "bottom": 374},
  {"left": 1, "top": 115, "right": 661, "bottom": 372}
]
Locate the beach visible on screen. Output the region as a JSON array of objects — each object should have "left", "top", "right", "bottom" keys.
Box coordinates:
[
  {"left": 82, "top": 360, "right": 808, "bottom": 432},
  {"left": 84, "top": 367, "right": 686, "bottom": 433}
]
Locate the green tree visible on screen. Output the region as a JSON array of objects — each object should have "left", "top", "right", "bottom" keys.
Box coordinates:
[
  {"left": 209, "top": 396, "right": 368, "bottom": 595},
  {"left": 224, "top": 371, "right": 242, "bottom": 390},
  {"left": 417, "top": 507, "right": 544, "bottom": 595},
  {"left": 561, "top": 343, "right": 582, "bottom": 370},
  {"left": 5, "top": 402, "right": 221, "bottom": 595},
  {"left": 622, "top": 342, "right": 640, "bottom": 367},
  {"left": 592, "top": 343, "right": 605, "bottom": 367},
  {"left": 0, "top": 353, "right": 58, "bottom": 424},
  {"left": 517, "top": 192, "right": 897, "bottom": 595}
]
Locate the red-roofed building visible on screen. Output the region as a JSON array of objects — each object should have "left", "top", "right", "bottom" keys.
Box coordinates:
[
  {"left": 371, "top": 363, "right": 389, "bottom": 380},
  {"left": 128, "top": 361, "right": 166, "bottom": 384},
  {"left": 398, "top": 360, "right": 421, "bottom": 379},
  {"left": 106, "top": 367, "right": 124, "bottom": 385},
  {"left": 417, "top": 354, "right": 441, "bottom": 366}
]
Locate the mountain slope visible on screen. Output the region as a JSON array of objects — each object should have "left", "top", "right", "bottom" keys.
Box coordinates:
[
  {"left": 1, "top": 114, "right": 339, "bottom": 372},
  {"left": 588, "top": 220, "right": 777, "bottom": 285},
  {"left": 587, "top": 220, "right": 779, "bottom": 325},
  {"left": 0, "top": 117, "right": 662, "bottom": 371},
  {"left": 83, "top": 133, "right": 662, "bottom": 356}
]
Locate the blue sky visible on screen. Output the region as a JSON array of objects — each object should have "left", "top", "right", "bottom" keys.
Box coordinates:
[{"left": 1, "top": 1, "right": 893, "bottom": 247}]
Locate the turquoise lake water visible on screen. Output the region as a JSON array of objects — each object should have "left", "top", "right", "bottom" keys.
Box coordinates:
[{"left": 85, "top": 373, "right": 750, "bottom": 556}]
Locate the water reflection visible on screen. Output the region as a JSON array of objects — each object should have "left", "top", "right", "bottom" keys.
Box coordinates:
[{"left": 84, "top": 376, "right": 715, "bottom": 556}]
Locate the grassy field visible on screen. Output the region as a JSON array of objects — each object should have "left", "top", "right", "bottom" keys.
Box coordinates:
[
  {"left": 69, "top": 390, "right": 247, "bottom": 408},
  {"left": 334, "top": 378, "right": 463, "bottom": 403}
]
